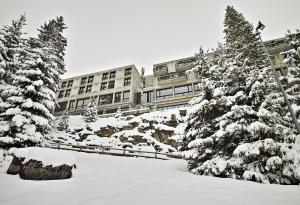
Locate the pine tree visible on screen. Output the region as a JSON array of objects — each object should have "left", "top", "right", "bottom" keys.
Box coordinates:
[
  {"left": 83, "top": 98, "right": 98, "bottom": 123},
  {"left": 38, "top": 16, "right": 67, "bottom": 75},
  {"left": 0, "top": 16, "right": 68, "bottom": 148},
  {"left": 182, "top": 6, "right": 300, "bottom": 184},
  {"left": 0, "top": 15, "right": 26, "bottom": 103},
  {"left": 57, "top": 111, "right": 69, "bottom": 131}
]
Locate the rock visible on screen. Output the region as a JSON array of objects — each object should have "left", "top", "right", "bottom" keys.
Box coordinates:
[
  {"left": 7, "top": 156, "right": 75, "bottom": 180},
  {"left": 94, "top": 126, "right": 119, "bottom": 137}
]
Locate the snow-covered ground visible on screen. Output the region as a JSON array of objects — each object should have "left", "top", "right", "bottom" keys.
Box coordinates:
[{"left": 0, "top": 150, "right": 299, "bottom": 205}]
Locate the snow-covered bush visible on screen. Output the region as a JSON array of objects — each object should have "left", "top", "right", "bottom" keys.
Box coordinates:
[{"left": 83, "top": 98, "right": 98, "bottom": 123}]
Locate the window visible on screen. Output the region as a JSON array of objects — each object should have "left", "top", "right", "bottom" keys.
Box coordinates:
[
  {"left": 106, "top": 108, "right": 118, "bottom": 114},
  {"left": 142, "top": 91, "right": 154, "bottom": 103},
  {"left": 121, "top": 106, "right": 129, "bottom": 112},
  {"left": 174, "top": 84, "right": 193, "bottom": 96},
  {"left": 98, "top": 110, "right": 104, "bottom": 115},
  {"left": 86, "top": 85, "right": 92, "bottom": 93},
  {"left": 88, "top": 76, "right": 94, "bottom": 84},
  {"left": 108, "top": 81, "right": 115, "bottom": 89},
  {"left": 124, "top": 77, "right": 131, "bottom": 86},
  {"left": 123, "top": 91, "right": 130, "bottom": 101},
  {"left": 76, "top": 98, "right": 90, "bottom": 109},
  {"left": 58, "top": 90, "right": 64, "bottom": 98},
  {"left": 65, "top": 89, "right": 71, "bottom": 97},
  {"left": 102, "top": 73, "right": 108, "bottom": 80},
  {"left": 109, "top": 71, "right": 116, "bottom": 79},
  {"left": 99, "top": 94, "right": 113, "bottom": 105},
  {"left": 114, "top": 92, "right": 121, "bottom": 103},
  {"left": 67, "top": 80, "right": 73, "bottom": 88},
  {"left": 78, "top": 86, "right": 85, "bottom": 94},
  {"left": 157, "top": 103, "right": 188, "bottom": 111},
  {"left": 194, "top": 83, "right": 200, "bottom": 92},
  {"left": 81, "top": 77, "right": 87, "bottom": 85},
  {"left": 68, "top": 100, "right": 75, "bottom": 110},
  {"left": 61, "top": 81, "right": 67, "bottom": 88},
  {"left": 100, "top": 82, "right": 107, "bottom": 90},
  {"left": 156, "top": 88, "right": 173, "bottom": 100},
  {"left": 135, "top": 92, "right": 141, "bottom": 105},
  {"left": 125, "top": 67, "right": 132, "bottom": 76}
]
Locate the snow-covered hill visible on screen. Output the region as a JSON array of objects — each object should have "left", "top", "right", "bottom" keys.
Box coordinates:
[
  {"left": 0, "top": 150, "right": 299, "bottom": 205},
  {"left": 47, "top": 109, "right": 187, "bottom": 154}
]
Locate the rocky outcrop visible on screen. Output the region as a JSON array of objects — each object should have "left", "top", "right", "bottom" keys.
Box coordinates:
[{"left": 7, "top": 156, "right": 75, "bottom": 180}]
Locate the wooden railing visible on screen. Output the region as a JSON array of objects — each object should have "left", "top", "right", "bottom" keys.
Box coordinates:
[{"left": 46, "top": 142, "right": 182, "bottom": 160}]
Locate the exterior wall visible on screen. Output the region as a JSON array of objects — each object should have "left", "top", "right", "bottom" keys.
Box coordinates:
[{"left": 55, "top": 37, "right": 291, "bottom": 115}]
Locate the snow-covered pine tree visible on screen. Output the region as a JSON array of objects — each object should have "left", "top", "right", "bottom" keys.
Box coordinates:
[
  {"left": 182, "top": 6, "right": 300, "bottom": 184},
  {"left": 0, "top": 21, "right": 56, "bottom": 148},
  {"left": 280, "top": 30, "right": 300, "bottom": 120},
  {"left": 0, "top": 15, "right": 26, "bottom": 103},
  {"left": 57, "top": 111, "right": 69, "bottom": 131},
  {"left": 83, "top": 98, "right": 98, "bottom": 123},
  {"left": 38, "top": 16, "right": 67, "bottom": 75}
]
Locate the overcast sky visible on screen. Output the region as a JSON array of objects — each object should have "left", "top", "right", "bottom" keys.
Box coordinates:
[{"left": 1, "top": 0, "right": 300, "bottom": 78}]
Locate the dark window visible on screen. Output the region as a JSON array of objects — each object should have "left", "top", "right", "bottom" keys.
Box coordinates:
[
  {"left": 156, "top": 88, "right": 173, "bottom": 100},
  {"left": 67, "top": 80, "right": 73, "bottom": 87},
  {"left": 114, "top": 92, "right": 121, "bottom": 103},
  {"left": 121, "top": 106, "right": 129, "bottom": 112},
  {"left": 54, "top": 101, "right": 68, "bottom": 112},
  {"left": 106, "top": 108, "right": 118, "bottom": 114},
  {"left": 108, "top": 81, "right": 115, "bottom": 89},
  {"left": 193, "top": 83, "right": 200, "bottom": 92},
  {"left": 61, "top": 81, "right": 67, "bottom": 88},
  {"left": 135, "top": 92, "right": 141, "bottom": 105},
  {"left": 98, "top": 110, "right": 104, "bottom": 115},
  {"left": 142, "top": 91, "right": 154, "bottom": 103},
  {"left": 125, "top": 67, "right": 132, "bottom": 76},
  {"left": 65, "top": 89, "right": 71, "bottom": 97},
  {"left": 157, "top": 103, "right": 188, "bottom": 111},
  {"left": 124, "top": 77, "right": 131, "bottom": 86},
  {"left": 174, "top": 84, "right": 193, "bottom": 96},
  {"left": 99, "top": 94, "right": 113, "bottom": 105},
  {"left": 102, "top": 73, "right": 108, "bottom": 80},
  {"left": 86, "top": 85, "right": 92, "bottom": 93},
  {"left": 69, "top": 100, "right": 75, "bottom": 109},
  {"left": 81, "top": 77, "right": 87, "bottom": 85},
  {"left": 58, "top": 90, "right": 64, "bottom": 98},
  {"left": 78, "top": 86, "right": 85, "bottom": 94},
  {"left": 100, "top": 82, "right": 107, "bottom": 90},
  {"left": 123, "top": 91, "right": 130, "bottom": 101},
  {"left": 88, "top": 76, "right": 94, "bottom": 84},
  {"left": 109, "top": 71, "right": 116, "bottom": 79},
  {"left": 76, "top": 98, "right": 90, "bottom": 109}
]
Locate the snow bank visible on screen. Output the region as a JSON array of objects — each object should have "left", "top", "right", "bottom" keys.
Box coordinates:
[{"left": 12, "top": 147, "right": 76, "bottom": 167}]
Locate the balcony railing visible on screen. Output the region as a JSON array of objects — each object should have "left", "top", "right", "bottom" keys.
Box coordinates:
[
  {"left": 175, "top": 60, "right": 195, "bottom": 71},
  {"left": 157, "top": 72, "right": 187, "bottom": 85}
]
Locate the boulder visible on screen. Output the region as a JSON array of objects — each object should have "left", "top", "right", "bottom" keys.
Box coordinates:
[{"left": 7, "top": 156, "right": 75, "bottom": 180}]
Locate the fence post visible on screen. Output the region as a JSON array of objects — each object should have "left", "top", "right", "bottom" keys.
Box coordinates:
[
  {"left": 80, "top": 146, "right": 82, "bottom": 151},
  {"left": 155, "top": 151, "right": 157, "bottom": 159},
  {"left": 57, "top": 144, "right": 60, "bottom": 149},
  {"left": 123, "top": 148, "right": 126, "bottom": 156}
]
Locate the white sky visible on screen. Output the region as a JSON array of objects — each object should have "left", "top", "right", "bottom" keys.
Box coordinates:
[{"left": 1, "top": 0, "right": 300, "bottom": 78}]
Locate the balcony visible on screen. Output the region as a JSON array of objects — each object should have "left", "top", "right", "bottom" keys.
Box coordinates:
[
  {"left": 175, "top": 58, "right": 195, "bottom": 72},
  {"left": 153, "top": 64, "right": 168, "bottom": 76},
  {"left": 157, "top": 72, "right": 187, "bottom": 85}
]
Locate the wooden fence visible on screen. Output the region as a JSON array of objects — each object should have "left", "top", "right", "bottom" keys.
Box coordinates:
[{"left": 46, "top": 142, "right": 182, "bottom": 160}]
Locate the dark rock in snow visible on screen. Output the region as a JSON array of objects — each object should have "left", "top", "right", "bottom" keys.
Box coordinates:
[{"left": 7, "top": 156, "right": 75, "bottom": 180}]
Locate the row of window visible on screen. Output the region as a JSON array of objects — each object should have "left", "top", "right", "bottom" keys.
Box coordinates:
[
  {"left": 80, "top": 67, "right": 132, "bottom": 84},
  {"left": 78, "top": 85, "right": 92, "bottom": 94},
  {"left": 65, "top": 91, "right": 131, "bottom": 110},
  {"left": 155, "top": 84, "right": 199, "bottom": 100}
]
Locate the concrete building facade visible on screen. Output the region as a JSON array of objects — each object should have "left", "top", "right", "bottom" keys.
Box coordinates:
[{"left": 55, "top": 37, "right": 290, "bottom": 115}]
